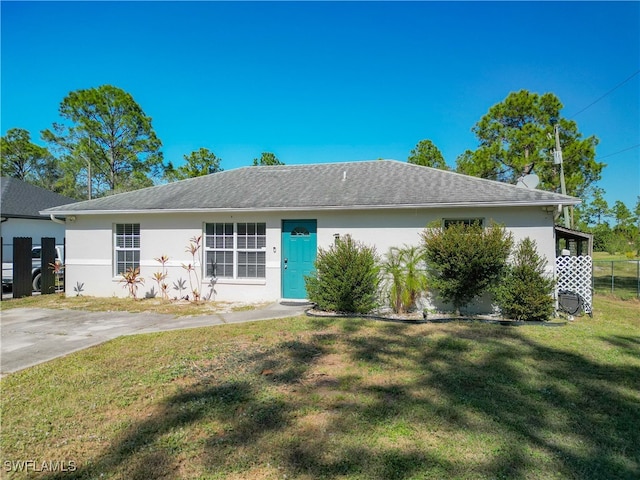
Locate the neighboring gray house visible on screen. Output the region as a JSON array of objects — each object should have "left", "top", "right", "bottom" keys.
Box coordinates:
[
  {"left": 1, "top": 177, "right": 76, "bottom": 262},
  {"left": 43, "top": 160, "right": 580, "bottom": 311}
]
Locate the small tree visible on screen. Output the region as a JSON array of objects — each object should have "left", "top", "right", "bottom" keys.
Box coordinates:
[
  {"left": 305, "top": 235, "right": 380, "bottom": 314},
  {"left": 381, "top": 247, "right": 405, "bottom": 313},
  {"left": 494, "top": 238, "right": 555, "bottom": 321},
  {"left": 120, "top": 267, "right": 144, "bottom": 299},
  {"left": 421, "top": 222, "right": 512, "bottom": 314},
  {"left": 381, "top": 245, "right": 428, "bottom": 313},
  {"left": 153, "top": 255, "right": 170, "bottom": 300},
  {"left": 182, "top": 236, "right": 202, "bottom": 302}
]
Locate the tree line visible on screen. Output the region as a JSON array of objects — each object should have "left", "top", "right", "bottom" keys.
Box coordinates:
[
  {"left": 407, "top": 90, "right": 638, "bottom": 256},
  {"left": 1, "top": 85, "right": 636, "bottom": 253}
]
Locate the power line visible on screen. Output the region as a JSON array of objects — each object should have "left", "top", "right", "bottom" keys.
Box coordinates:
[
  {"left": 595, "top": 143, "right": 640, "bottom": 161},
  {"left": 569, "top": 69, "right": 640, "bottom": 119}
]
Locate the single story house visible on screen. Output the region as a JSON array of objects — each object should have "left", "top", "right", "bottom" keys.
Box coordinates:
[
  {"left": 43, "top": 160, "right": 580, "bottom": 311},
  {"left": 1, "top": 177, "right": 77, "bottom": 262}
]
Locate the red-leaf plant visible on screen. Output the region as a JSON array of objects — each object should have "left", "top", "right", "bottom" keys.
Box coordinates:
[{"left": 182, "top": 236, "right": 202, "bottom": 302}]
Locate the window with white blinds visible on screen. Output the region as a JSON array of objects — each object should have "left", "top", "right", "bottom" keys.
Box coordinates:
[
  {"left": 205, "top": 222, "right": 266, "bottom": 279},
  {"left": 114, "top": 224, "right": 140, "bottom": 275}
]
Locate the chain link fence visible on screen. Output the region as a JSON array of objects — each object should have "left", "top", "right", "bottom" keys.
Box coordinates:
[{"left": 592, "top": 260, "right": 640, "bottom": 299}]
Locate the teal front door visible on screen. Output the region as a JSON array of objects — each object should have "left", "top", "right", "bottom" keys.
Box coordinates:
[{"left": 282, "top": 220, "right": 317, "bottom": 299}]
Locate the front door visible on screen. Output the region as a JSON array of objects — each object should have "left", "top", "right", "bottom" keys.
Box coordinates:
[{"left": 282, "top": 220, "right": 317, "bottom": 299}]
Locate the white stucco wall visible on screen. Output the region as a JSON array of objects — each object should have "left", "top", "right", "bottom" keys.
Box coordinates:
[
  {"left": 63, "top": 206, "right": 558, "bottom": 311},
  {"left": 1, "top": 218, "right": 67, "bottom": 262}
]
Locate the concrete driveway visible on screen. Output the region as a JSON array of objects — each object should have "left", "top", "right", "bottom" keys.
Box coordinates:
[{"left": 0, "top": 302, "right": 309, "bottom": 376}]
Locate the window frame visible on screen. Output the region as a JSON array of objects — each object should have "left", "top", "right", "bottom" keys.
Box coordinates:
[
  {"left": 204, "top": 222, "right": 267, "bottom": 280},
  {"left": 236, "top": 222, "right": 266, "bottom": 279},
  {"left": 442, "top": 218, "right": 485, "bottom": 229},
  {"left": 204, "top": 223, "right": 235, "bottom": 279},
  {"left": 114, "top": 223, "right": 141, "bottom": 276}
]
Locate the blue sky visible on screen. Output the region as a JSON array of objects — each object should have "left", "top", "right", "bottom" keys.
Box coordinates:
[{"left": 2, "top": 1, "right": 639, "bottom": 210}]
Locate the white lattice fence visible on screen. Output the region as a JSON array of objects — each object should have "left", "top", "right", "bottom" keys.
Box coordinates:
[{"left": 556, "top": 255, "right": 592, "bottom": 313}]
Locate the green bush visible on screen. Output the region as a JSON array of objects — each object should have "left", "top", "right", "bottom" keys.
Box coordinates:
[
  {"left": 305, "top": 235, "right": 380, "bottom": 314},
  {"left": 591, "top": 223, "right": 614, "bottom": 252},
  {"left": 606, "top": 235, "right": 629, "bottom": 256},
  {"left": 494, "top": 238, "right": 555, "bottom": 321},
  {"left": 421, "top": 222, "right": 513, "bottom": 314}
]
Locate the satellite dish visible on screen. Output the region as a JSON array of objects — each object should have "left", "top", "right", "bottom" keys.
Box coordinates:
[{"left": 516, "top": 173, "right": 540, "bottom": 189}]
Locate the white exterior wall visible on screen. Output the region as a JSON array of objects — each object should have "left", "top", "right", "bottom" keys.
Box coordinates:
[
  {"left": 0, "top": 218, "right": 67, "bottom": 263},
  {"left": 63, "top": 206, "right": 557, "bottom": 311}
]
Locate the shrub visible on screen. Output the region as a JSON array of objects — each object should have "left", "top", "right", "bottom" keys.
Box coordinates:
[
  {"left": 421, "top": 221, "right": 512, "bottom": 314},
  {"left": 153, "top": 254, "right": 170, "bottom": 300},
  {"left": 120, "top": 267, "right": 144, "bottom": 299},
  {"left": 381, "top": 245, "right": 428, "bottom": 313},
  {"left": 494, "top": 238, "right": 555, "bottom": 321},
  {"left": 305, "top": 235, "right": 380, "bottom": 314},
  {"left": 182, "top": 236, "right": 202, "bottom": 302},
  {"left": 605, "top": 235, "right": 628, "bottom": 256},
  {"left": 591, "top": 223, "right": 614, "bottom": 252}
]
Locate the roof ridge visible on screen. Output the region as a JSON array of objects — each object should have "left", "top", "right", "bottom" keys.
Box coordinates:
[
  {"left": 399, "top": 161, "right": 577, "bottom": 200},
  {"left": 42, "top": 159, "right": 580, "bottom": 215}
]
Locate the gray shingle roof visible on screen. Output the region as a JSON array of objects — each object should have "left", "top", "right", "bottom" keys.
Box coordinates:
[
  {"left": 1, "top": 177, "right": 77, "bottom": 218},
  {"left": 42, "top": 160, "right": 579, "bottom": 214}
]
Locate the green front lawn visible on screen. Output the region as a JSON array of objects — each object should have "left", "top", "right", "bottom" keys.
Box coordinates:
[{"left": 1, "top": 296, "right": 639, "bottom": 479}]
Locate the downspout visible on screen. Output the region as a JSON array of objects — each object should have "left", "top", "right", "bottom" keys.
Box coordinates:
[
  {"left": 49, "top": 214, "right": 66, "bottom": 225},
  {"left": 554, "top": 204, "right": 563, "bottom": 222}
]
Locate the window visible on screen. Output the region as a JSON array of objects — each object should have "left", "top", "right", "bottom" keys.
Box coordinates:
[
  {"left": 205, "top": 222, "right": 266, "bottom": 279},
  {"left": 443, "top": 218, "right": 484, "bottom": 228},
  {"left": 205, "top": 223, "right": 234, "bottom": 278},
  {"left": 237, "top": 223, "right": 266, "bottom": 278},
  {"left": 114, "top": 224, "right": 140, "bottom": 275},
  {"left": 292, "top": 226, "right": 310, "bottom": 236}
]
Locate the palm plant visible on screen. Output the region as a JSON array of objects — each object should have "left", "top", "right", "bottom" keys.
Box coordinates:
[
  {"left": 381, "top": 245, "right": 428, "bottom": 313},
  {"left": 120, "top": 267, "right": 144, "bottom": 299},
  {"left": 48, "top": 260, "right": 64, "bottom": 292},
  {"left": 400, "top": 245, "right": 428, "bottom": 311},
  {"left": 153, "top": 255, "right": 170, "bottom": 300},
  {"left": 381, "top": 247, "right": 405, "bottom": 313},
  {"left": 182, "top": 236, "right": 202, "bottom": 302}
]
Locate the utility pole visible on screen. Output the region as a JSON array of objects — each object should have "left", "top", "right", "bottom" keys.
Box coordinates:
[
  {"left": 554, "top": 124, "right": 571, "bottom": 228},
  {"left": 86, "top": 136, "right": 92, "bottom": 200}
]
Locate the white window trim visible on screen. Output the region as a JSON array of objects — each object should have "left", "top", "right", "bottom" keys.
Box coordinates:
[
  {"left": 113, "top": 223, "right": 141, "bottom": 277},
  {"left": 204, "top": 222, "right": 267, "bottom": 280},
  {"left": 204, "top": 222, "right": 235, "bottom": 279}
]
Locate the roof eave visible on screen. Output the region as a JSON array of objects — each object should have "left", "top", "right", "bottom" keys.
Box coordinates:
[{"left": 42, "top": 199, "right": 579, "bottom": 216}]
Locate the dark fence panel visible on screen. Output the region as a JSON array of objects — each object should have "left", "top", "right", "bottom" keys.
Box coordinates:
[
  {"left": 13, "top": 237, "right": 32, "bottom": 298},
  {"left": 41, "top": 237, "right": 56, "bottom": 294}
]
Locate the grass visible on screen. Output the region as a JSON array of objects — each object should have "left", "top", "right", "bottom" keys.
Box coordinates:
[
  {"left": 1, "top": 295, "right": 639, "bottom": 479},
  {"left": 592, "top": 252, "right": 639, "bottom": 261},
  {"left": 0, "top": 294, "right": 267, "bottom": 317},
  {"left": 592, "top": 257, "right": 639, "bottom": 300}
]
